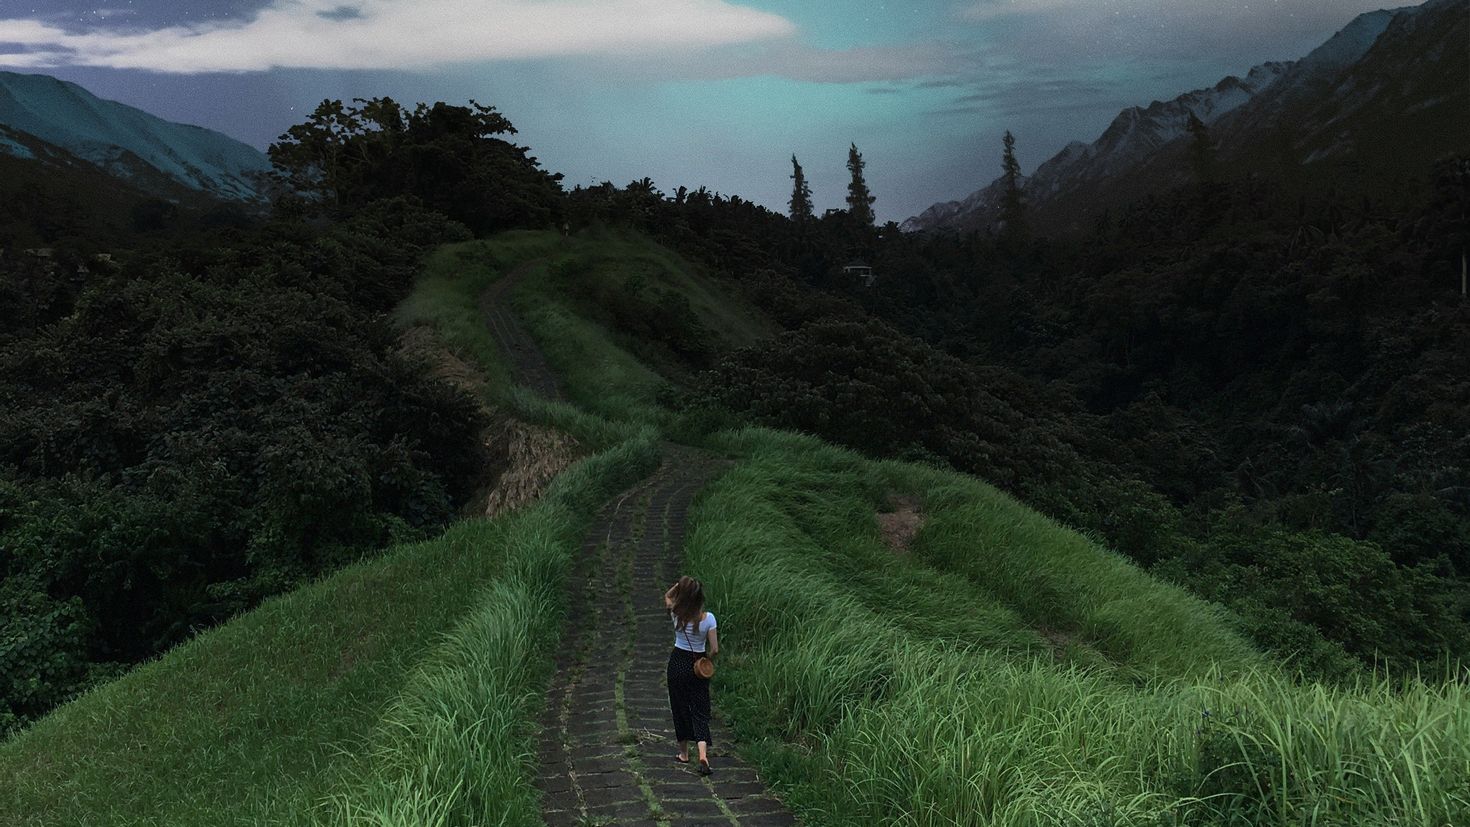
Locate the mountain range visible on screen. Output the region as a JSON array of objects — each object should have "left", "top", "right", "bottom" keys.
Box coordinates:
[
  {"left": 0, "top": 71, "right": 271, "bottom": 203},
  {"left": 903, "top": 0, "right": 1468, "bottom": 234},
  {"left": 1, "top": 1, "right": 1462, "bottom": 231}
]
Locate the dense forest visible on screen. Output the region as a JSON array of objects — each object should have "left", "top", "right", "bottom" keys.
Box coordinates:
[
  {"left": 0, "top": 99, "right": 563, "bottom": 734},
  {"left": 3, "top": 91, "right": 1467, "bottom": 735},
  {"left": 576, "top": 149, "right": 1470, "bottom": 678}
]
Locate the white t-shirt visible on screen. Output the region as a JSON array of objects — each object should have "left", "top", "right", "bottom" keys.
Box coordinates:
[{"left": 672, "top": 612, "right": 717, "bottom": 653}]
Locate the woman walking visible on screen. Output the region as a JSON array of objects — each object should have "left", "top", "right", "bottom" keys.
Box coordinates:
[{"left": 664, "top": 576, "right": 718, "bottom": 775}]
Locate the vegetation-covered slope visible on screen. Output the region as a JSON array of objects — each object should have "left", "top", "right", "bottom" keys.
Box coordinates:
[
  {"left": 690, "top": 429, "right": 1469, "bottom": 826},
  {"left": 573, "top": 153, "right": 1470, "bottom": 680},
  {"left": 1, "top": 97, "right": 580, "bottom": 738},
  {"left": 4, "top": 220, "right": 1468, "bottom": 826},
  {"left": 0, "top": 202, "right": 492, "bottom": 735},
  {"left": 0, "top": 416, "right": 657, "bottom": 826},
  {"left": 3, "top": 80, "right": 1467, "bottom": 826},
  {"left": 403, "top": 229, "right": 777, "bottom": 422}
]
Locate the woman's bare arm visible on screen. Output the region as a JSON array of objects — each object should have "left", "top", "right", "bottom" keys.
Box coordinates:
[{"left": 706, "top": 628, "right": 719, "bottom": 657}]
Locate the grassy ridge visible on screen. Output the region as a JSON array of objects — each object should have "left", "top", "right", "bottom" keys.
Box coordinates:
[
  {"left": 511, "top": 229, "right": 774, "bottom": 422},
  {"left": 0, "top": 430, "right": 657, "bottom": 826},
  {"left": 311, "top": 429, "right": 659, "bottom": 826},
  {"left": 0, "top": 517, "right": 514, "bottom": 824},
  {"left": 394, "top": 229, "right": 773, "bottom": 425},
  {"left": 392, "top": 231, "right": 564, "bottom": 394},
  {"left": 689, "top": 428, "right": 1469, "bottom": 826},
  {"left": 516, "top": 284, "right": 667, "bottom": 422},
  {"left": 914, "top": 476, "right": 1257, "bottom": 678},
  {"left": 391, "top": 231, "right": 654, "bottom": 450}
]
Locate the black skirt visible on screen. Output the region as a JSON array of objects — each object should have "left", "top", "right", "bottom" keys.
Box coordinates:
[{"left": 666, "top": 648, "right": 712, "bottom": 745}]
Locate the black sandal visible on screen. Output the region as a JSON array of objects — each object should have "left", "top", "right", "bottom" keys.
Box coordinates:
[{"left": 698, "top": 758, "right": 713, "bottom": 776}]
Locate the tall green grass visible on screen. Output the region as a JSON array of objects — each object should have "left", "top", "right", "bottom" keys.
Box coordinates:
[
  {"left": 0, "top": 520, "right": 516, "bottom": 825},
  {"left": 537, "top": 228, "right": 777, "bottom": 350},
  {"left": 502, "top": 228, "right": 774, "bottom": 423},
  {"left": 307, "top": 430, "right": 659, "bottom": 827},
  {"left": 399, "top": 228, "right": 774, "bottom": 426},
  {"left": 393, "top": 234, "right": 558, "bottom": 392},
  {"left": 513, "top": 280, "right": 669, "bottom": 423},
  {"left": 689, "top": 428, "right": 1470, "bottom": 826},
  {"left": 392, "top": 235, "right": 655, "bottom": 448},
  {"left": 0, "top": 431, "right": 658, "bottom": 826}
]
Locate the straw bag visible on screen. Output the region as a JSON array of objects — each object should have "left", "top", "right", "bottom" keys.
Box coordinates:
[{"left": 679, "top": 616, "right": 715, "bottom": 679}]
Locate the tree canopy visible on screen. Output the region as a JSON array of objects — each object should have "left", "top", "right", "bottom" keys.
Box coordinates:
[
  {"left": 1000, "top": 130, "right": 1026, "bottom": 241},
  {"left": 268, "top": 98, "right": 563, "bottom": 234},
  {"left": 846, "top": 143, "right": 876, "bottom": 228},
  {"left": 789, "top": 155, "right": 814, "bottom": 224}
]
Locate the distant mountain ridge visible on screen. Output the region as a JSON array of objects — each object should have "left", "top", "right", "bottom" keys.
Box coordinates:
[
  {"left": 0, "top": 71, "right": 271, "bottom": 202},
  {"left": 903, "top": 0, "right": 1463, "bottom": 234},
  {"left": 901, "top": 61, "right": 1292, "bottom": 233}
]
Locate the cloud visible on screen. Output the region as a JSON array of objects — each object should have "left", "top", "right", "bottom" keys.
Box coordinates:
[
  {"left": 955, "top": 0, "right": 1080, "bottom": 22},
  {"left": 91, "top": 8, "right": 142, "bottom": 21},
  {"left": 316, "top": 5, "right": 366, "bottom": 22},
  {"left": 759, "top": 41, "right": 973, "bottom": 84},
  {"left": 917, "top": 78, "right": 967, "bottom": 89},
  {"left": 956, "top": 0, "right": 1395, "bottom": 25},
  {"left": 0, "top": 0, "right": 797, "bottom": 72},
  {"left": 952, "top": 78, "right": 1107, "bottom": 106},
  {"left": 954, "top": 0, "right": 1405, "bottom": 49},
  {"left": 651, "top": 40, "right": 976, "bottom": 84}
]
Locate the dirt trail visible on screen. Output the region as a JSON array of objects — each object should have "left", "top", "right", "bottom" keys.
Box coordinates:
[
  {"left": 535, "top": 446, "right": 799, "bottom": 827},
  {"left": 481, "top": 259, "right": 565, "bottom": 401}
]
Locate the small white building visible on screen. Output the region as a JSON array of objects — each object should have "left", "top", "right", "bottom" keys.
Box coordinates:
[{"left": 843, "top": 260, "right": 876, "bottom": 288}]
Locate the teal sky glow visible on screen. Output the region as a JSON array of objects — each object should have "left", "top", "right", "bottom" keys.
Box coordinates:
[{"left": 0, "top": 0, "right": 1406, "bottom": 220}]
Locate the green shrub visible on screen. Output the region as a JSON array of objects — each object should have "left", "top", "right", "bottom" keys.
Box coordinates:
[{"left": 0, "top": 202, "right": 487, "bottom": 731}]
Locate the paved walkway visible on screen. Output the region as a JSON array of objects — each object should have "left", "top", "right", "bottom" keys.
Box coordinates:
[
  {"left": 534, "top": 448, "right": 799, "bottom": 827},
  {"left": 476, "top": 253, "right": 800, "bottom": 826}
]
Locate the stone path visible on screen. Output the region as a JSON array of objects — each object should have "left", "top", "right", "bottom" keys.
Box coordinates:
[
  {"left": 534, "top": 447, "right": 800, "bottom": 827},
  {"left": 481, "top": 259, "right": 565, "bottom": 401}
]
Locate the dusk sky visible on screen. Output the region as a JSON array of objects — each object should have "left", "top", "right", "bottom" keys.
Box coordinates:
[{"left": 0, "top": 1, "right": 1402, "bottom": 221}]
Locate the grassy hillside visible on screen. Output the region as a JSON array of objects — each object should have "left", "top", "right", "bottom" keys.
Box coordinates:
[
  {"left": 395, "top": 228, "right": 775, "bottom": 425},
  {"left": 6, "top": 227, "right": 1467, "bottom": 827},
  {"left": 0, "top": 428, "right": 658, "bottom": 826},
  {"left": 393, "top": 234, "right": 540, "bottom": 392},
  {"left": 689, "top": 429, "right": 1469, "bottom": 826},
  {"left": 515, "top": 229, "right": 776, "bottom": 420},
  {"left": 400, "top": 231, "right": 1469, "bottom": 825}
]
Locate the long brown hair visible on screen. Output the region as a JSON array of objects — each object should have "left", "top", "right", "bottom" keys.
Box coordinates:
[{"left": 669, "top": 576, "right": 705, "bottom": 632}]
